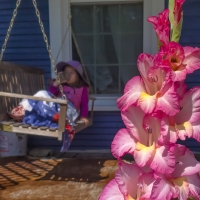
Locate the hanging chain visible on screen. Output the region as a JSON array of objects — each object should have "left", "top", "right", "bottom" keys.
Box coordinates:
[
  {"left": 54, "top": 0, "right": 93, "bottom": 93},
  {"left": 0, "top": 0, "right": 21, "bottom": 61},
  {"left": 32, "top": 0, "right": 66, "bottom": 100},
  {"left": 68, "top": 0, "right": 92, "bottom": 92},
  {"left": 71, "top": 28, "right": 93, "bottom": 93}
]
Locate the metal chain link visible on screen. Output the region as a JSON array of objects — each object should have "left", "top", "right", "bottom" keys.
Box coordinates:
[
  {"left": 71, "top": 28, "right": 93, "bottom": 93},
  {"left": 68, "top": 1, "right": 92, "bottom": 93},
  {"left": 55, "top": 1, "right": 93, "bottom": 93},
  {"left": 2, "top": 0, "right": 92, "bottom": 96},
  {"left": 32, "top": 0, "right": 66, "bottom": 100},
  {"left": 0, "top": 0, "right": 21, "bottom": 61}
]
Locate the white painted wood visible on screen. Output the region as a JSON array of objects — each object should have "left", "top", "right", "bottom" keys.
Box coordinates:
[
  {"left": 71, "top": 0, "right": 142, "bottom": 4},
  {"left": 49, "top": 0, "right": 72, "bottom": 78},
  {"left": 49, "top": 0, "right": 62, "bottom": 78},
  {"left": 60, "top": 0, "right": 72, "bottom": 62}
]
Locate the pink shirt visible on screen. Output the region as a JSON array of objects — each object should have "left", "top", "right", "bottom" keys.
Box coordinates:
[{"left": 49, "top": 84, "right": 89, "bottom": 118}]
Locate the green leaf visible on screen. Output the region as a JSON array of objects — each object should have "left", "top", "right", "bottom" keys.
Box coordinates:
[
  {"left": 171, "top": 12, "right": 183, "bottom": 43},
  {"left": 169, "top": 0, "right": 175, "bottom": 31}
]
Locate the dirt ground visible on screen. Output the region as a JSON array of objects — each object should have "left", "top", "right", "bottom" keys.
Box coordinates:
[{"left": 0, "top": 153, "right": 117, "bottom": 200}]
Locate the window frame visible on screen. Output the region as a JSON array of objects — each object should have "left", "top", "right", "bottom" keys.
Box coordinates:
[{"left": 48, "top": 0, "right": 165, "bottom": 111}]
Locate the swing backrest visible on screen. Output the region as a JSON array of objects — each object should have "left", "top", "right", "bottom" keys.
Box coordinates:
[{"left": 0, "top": 61, "right": 45, "bottom": 120}]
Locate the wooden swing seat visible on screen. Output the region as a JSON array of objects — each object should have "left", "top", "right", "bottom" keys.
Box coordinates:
[{"left": 0, "top": 61, "right": 95, "bottom": 141}]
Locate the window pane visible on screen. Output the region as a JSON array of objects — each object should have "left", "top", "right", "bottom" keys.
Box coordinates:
[
  {"left": 95, "top": 5, "right": 119, "bottom": 33},
  {"left": 120, "top": 4, "right": 143, "bottom": 32},
  {"left": 96, "top": 66, "right": 119, "bottom": 94},
  {"left": 84, "top": 65, "right": 95, "bottom": 92},
  {"left": 120, "top": 65, "right": 139, "bottom": 90},
  {"left": 71, "top": 2, "right": 143, "bottom": 94},
  {"left": 95, "top": 34, "right": 119, "bottom": 65},
  {"left": 73, "top": 35, "right": 94, "bottom": 65},
  {"left": 71, "top": 6, "right": 93, "bottom": 33},
  {"left": 120, "top": 33, "right": 143, "bottom": 63}
]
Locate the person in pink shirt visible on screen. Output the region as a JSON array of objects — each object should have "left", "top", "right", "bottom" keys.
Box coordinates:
[{"left": 49, "top": 60, "right": 89, "bottom": 126}]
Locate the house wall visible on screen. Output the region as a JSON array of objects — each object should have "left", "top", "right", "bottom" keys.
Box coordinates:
[
  {"left": 0, "top": 0, "right": 51, "bottom": 86},
  {"left": 0, "top": 0, "right": 200, "bottom": 152}
]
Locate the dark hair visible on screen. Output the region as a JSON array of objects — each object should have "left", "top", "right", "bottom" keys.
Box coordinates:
[{"left": 62, "top": 66, "right": 88, "bottom": 88}]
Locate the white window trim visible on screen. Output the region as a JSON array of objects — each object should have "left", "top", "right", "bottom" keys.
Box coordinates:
[{"left": 49, "top": 0, "right": 165, "bottom": 111}]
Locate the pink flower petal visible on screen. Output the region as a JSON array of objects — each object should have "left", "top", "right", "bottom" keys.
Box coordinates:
[
  {"left": 161, "top": 42, "right": 185, "bottom": 70},
  {"left": 111, "top": 128, "right": 136, "bottom": 159},
  {"left": 175, "top": 87, "right": 200, "bottom": 124},
  {"left": 175, "top": 121, "right": 193, "bottom": 140},
  {"left": 160, "top": 115, "right": 178, "bottom": 144},
  {"left": 173, "top": 177, "right": 190, "bottom": 200},
  {"left": 143, "top": 114, "right": 161, "bottom": 144},
  {"left": 186, "top": 173, "right": 200, "bottom": 198},
  {"left": 115, "top": 161, "right": 143, "bottom": 198},
  {"left": 175, "top": 81, "right": 187, "bottom": 100},
  {"left": 117, "top": 76, "right": 146, "bottom": 111},
  {"left": 134, "top": 142, "right": 155, "bottom": 167},
  {"left": 147, "top": 66, "right": 171, "bottom": 92},
  {"left": 155, "top": 81, "right": 179, "bottom": 116},
  {"left": 191, "top": 118, "right": 200, "bottom": 142},
  {"left": 99, "top": 179, "right": 124, "bottom": 200},
  {"left": 138, "top": 92, "right": 157, "bottom": 114},
  {"left": 172, "top": 149, "right": 200, "bottom": 178},
  {"left": 173, "top": 64, "right": 187, "bottom": 81},
  {"left": 151, "top": 177, "right": 177, "bottom": 200},
  {"left": 149, "top": 145, "right": 176, "bottom": 174},
  {"left": 139, "top": 172, "right": 155, "bottom": 199},
  {"left": 174, "top": 144, "right": 187, "bottom": 157},
  {"left": 121, "top": 106, "right": 148, "bottom": 145},
  {"left": 148, "top": 9, "right": 170, "bottom": 45},
  {"left": 183, "top": 46, "right": 200, "bottom": 74},
  {"left": 137, "top": 53, "right": 155, "bottom": 95},
  {"left": 174, "top": 0, "right": 185, "bottom": 25}
]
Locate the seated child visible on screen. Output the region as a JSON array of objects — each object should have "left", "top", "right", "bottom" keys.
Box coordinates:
[
  {"left": 49, "top": 60, "right": 89, "bottom": 126},
  {"left": 9, "top": 60, "right": 89, "bottom": 151}
]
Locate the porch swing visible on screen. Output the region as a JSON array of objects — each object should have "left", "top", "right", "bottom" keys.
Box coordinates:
[{"left": 0, "top": 0, "right": 95, "bottom": 141}]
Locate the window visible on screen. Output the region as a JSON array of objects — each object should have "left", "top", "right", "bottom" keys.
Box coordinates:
[
  {"left": 49, "top": 0, "right": 165, "bottom": 110},
  {"left": 71, "top": 3, "right": 143, "bottom": 94}
]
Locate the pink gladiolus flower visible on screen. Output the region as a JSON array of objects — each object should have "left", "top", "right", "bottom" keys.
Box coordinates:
[
  {"left": 98, "top": 179, "right": 125, "bottom": 200},
  {"left": 100, "top": 1, "right": 200, "bottom": 199},
  {"left": 99, "top": 162, "right": 155, "bottom": 200},
  {"left": 157, "top": 42, "right": 200, "bottom": 81},
  {"left": 174, "top": 0, "right": 185, "bottom": 26},
  {"left": 152, "top": 146, "right": 200, "bottom": 200},
  {"left": 117, "top": 53, "right": 179, "bottom": 116},
  {"left": 100, "top": 149, "right": 200, "bottom": 200},
  {"left": 112, "top": 106, "right": 176, "bottom": 174},
  {"left": 150, "top": 145, "right": 200, "bottom": 200},
  {"left": 175, "top": 81, "right": 187, "bottom": 100},
  {"left": 148, "top": 9, "right": 170, "bottom": 46},
  {"left": 160, "top": 87, "right": 200, "bottom": 143}
]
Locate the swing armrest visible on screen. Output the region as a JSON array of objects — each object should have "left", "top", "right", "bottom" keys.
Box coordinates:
[
  {"left": 0, "top": 92, "right": 68, "bottom": 105},
  {"left": 89, "top": 96, "right": 96, "bottom": 101},
  {"left": 89, "top": 96, "right": 96, "bottom": 119}
]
